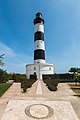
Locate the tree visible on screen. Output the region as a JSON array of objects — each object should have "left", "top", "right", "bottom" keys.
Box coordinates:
[
  {"left": 77, "top": 68, "right": 80, "bottom": 74},
  {"left": 69, "top": 67, "right": 80, "bottom": 85},
  {"left": 0, "top": 54, "right": 5, "bottom": 66},
  {"left": 10, "top": 73, "right": 27, "bottom": 82},
  {"left": 0, "top": 69, "right": 9, "bottom": 83},
  {"left": 68, "top": 67, "right": 78, "bottom": 74},
  {"left": 74, "top": 74, "right": 80, "bottom": 85},
  {"left": 77, "top": 74, "right": 80, "bottom": 84}
]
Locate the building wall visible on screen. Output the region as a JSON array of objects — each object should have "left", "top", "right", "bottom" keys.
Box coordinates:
[
  {"left": 26, "top": 63, "right": 54, "bottom": 80},
  {"left": 34, "top": 59, "right": 45, "bottom": 64}
]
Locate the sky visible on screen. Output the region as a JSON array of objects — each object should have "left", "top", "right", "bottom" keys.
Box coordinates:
[{"left": 0, "top": 0, "right": 80, "bottom": 74}]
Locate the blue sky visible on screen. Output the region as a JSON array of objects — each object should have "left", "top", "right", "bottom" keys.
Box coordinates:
[{"left": 0, "top": 0, "right": 80, "bottom": 73}]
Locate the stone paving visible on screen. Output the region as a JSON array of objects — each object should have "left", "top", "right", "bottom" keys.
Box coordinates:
[
  {"left": 36, "top": 80, "right": 42, "bottom": 95},
  {"left": 1, "top": 100, "right": 79, "bottom": 120},
  {"left": 0, "top": 80, "right": 80, "bottom": 120}
]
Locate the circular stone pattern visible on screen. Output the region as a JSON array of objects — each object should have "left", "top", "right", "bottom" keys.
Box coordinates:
[
  {"left": 25, "top": 104, "right": 54, "bottom": 119},
  {"left": 30, "top": 104, "right": 48, "bottom": 118}
]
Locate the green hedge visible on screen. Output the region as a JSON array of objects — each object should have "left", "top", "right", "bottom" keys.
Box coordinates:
[
  {"left": 43, "top": 74, "right": 59, "bottom": 80},
  {"left": 43, "top": 74, "right": 59, "bottom": 91},
  {"left": 42, "top": 73, "right": 76, "bottom": 91},
  {"left": 43, "top": 78, "right": 60, "bottom": 91},
  {"left": 0, "top": 69, "right": 27, "bottom": 83},
  {"left": 43, "top": 73, "right": 75, "bottom": 83},
  {"left": 8, "top": 73, "right": 27, "bottom": 83},
  {"left": 21, "top": 79, "right": 37, "bottom": 92}
]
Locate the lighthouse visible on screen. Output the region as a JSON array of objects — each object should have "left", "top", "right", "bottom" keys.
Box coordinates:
[
  {"left": 26, "top": 13, "right": 54, "bottom": 80},
  {"left": 34, "top": 13, "right": 45, "bottom": 64}
]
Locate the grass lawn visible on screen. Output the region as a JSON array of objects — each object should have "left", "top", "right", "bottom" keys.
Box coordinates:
[
  {"left": 0, "top": 83, "right": 12, "bottom": 97},
  {"left": 69, "top": 83, "right": 80, "bottom": 94},
  {"left": 72, "top": 89, "right": 80, "bottom": 94}
]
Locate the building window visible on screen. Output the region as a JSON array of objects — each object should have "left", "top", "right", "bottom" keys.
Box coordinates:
[
  {"left": 37, "top": 45, "right": 39, "bottom": 47},
  {"left": 34, "top": 67, "right": 36, "bottom": 70},
  {"left": 41, "top": 40, "right": 42, "bottom": 43},
  {"left": 49, "top": 67, "right": 51, "bottom": 70}
]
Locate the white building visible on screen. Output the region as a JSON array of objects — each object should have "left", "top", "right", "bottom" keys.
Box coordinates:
[{"left": 26, "top": 13, "right": 54, "bottom": 80}]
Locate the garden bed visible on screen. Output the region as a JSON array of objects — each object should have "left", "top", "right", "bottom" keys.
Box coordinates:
[
  {"left": 69, "top": 84, "right": 80, "bottom": 96},
  {"left": 0, "top": 83, "right": 12, "bottom": 97}
]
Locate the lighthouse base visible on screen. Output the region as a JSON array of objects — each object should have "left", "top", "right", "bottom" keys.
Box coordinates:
[{"left": 26, "top": 63, "right": 54, "bottom": 80}]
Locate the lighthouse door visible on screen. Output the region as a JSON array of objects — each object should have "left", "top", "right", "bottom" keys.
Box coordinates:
[{"left": 34, "top": 72, "right": 37, "bottom": 80}]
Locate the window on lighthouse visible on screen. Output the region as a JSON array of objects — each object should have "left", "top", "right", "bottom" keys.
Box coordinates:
[
  {"left": 41, "top": 40, "right": 42, "bottom": 43},
  {"left": 37, "top": 45, "right": 39, "bottom": 47},
  {"left": 49, "top": 67, "right": 51, "bottom": 70},
  {"left": 34, "top": 67, "right": 36, "bottom": 70}
]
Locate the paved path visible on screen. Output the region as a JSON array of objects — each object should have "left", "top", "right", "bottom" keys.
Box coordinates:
[
  {"left": 0, "top": 81, "right": 39, "bottom": 119},
  {"left": 36, "top": 80, "right": 42, "bottom": 95},
  {"left": 0, "top": 83, "right": 23, "bottom": 119},
  {"left": 0, "top": 80, "right": 80, "bottom": 120}
]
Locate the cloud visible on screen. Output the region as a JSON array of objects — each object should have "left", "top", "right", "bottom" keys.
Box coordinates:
[
  {"left": 0, "top": 42, "right": 32, "bottom": 73},
  {"left": 0, "top": 42, "right": 15, "bottom": 57}
]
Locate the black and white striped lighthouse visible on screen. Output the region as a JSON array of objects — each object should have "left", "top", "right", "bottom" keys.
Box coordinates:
[
  {"left": 26, "top": 12, "right": 54, "bottom": 80},
  {"left": 34, "top": 12, "right": 45, "bottom": 64}
]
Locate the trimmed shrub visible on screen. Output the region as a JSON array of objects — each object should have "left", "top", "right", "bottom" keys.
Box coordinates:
[
  {"left": 43, "top": 78, "right": 59, "bottom": 91},
  {"left": 21, "top": 79, "right": 37, "bottom": 93},
  {"left": 48, "top": 84, "right": 57, "bottom": 91}
]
